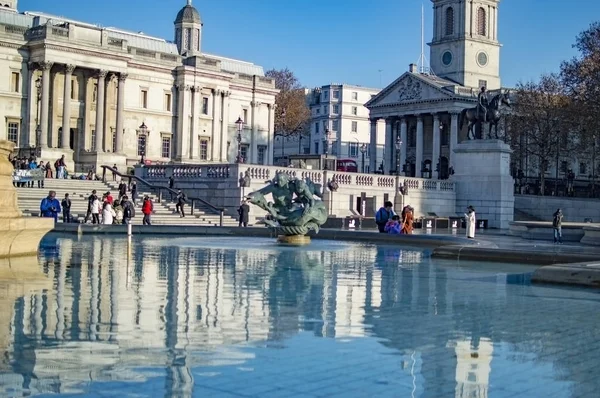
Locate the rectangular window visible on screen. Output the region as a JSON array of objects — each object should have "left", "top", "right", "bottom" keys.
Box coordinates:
[
  {"left": 93, "top": 84, "right": 98, "bottom": 103},
  {"left": 11, "top": 72, "right": 19, "bottom": 93},
  {"left": 333, "top": 105, "right": 339, "bottom": 114},
  {"left": 333, "top": 90, "right": 340, "bottom": 99},
  {"left": 560, "top": 161, "right": 568, "bottom": 173},
  {"left": 240, "top": 144, "right": 249, "bottom": 162},
  {"left": 315, "top": 122, "right": 319, "bottom": 134},
  {"left": 351, "top": 106, "right": 358, "bottom": 115},
  {"left": 351, "top": 121, "right": 358, "bottom": 132},
  {"left": 314, "top": 142, "right": 319, "bottom": 154},
  {"left": 137, "top": 134, "right": 146, "bottom": 156},
  {"left": 349, "top": 142, "right": 359, "bottom": 158},
  {"left": 7, "top": 121, "right": 18, "bottom": 144},
  {"left": 316, "top": 108, "right": 320, "bottom": 114},
  {"left": 91, "top": 129, "right": 96, "bottom": 151},
  {"left": 323, "top": 91, "right": 328, "bottom": 100},
  {"left": 478, "top": 80, "right": 487, "bottom": 89},
  {"left": 322, "top": 120, "right": 327, "bottom": 130},
  {"left": 202, "top": 97, "right": 209, "bottom": 115},
  {"left": 141, "top": 89, "right": 148, "bottom": 109},
  {"left": 243, "top": 108, "right": 248, "bottom": 123},
  {"left": 332, "top": 120, "right": 339, "bottom": 131},
  {"left": 70, "top": 78, "right": 76, "bottom": 100},
  {"left": 257, "top": 145, "right": 267, "bottom": 165},
  {"left": 352, "top": 92, "right": 358, "bottom": 100},
  {"left": 580, "top": 162, "right": 587, "bottom": 175},
  {"left": 200, "top": 138, "right": 209, "bottom": 160},
  {"left": 323, "top": 105, "right": 328, "bottom": 114},
  {"left": 365, "top": 143, "right": 370, "bottom": 158},
  {"left": 161, "top": 136, "right": 171, "bottom": 158},
  {"left": 331, "top": 141, "right": 337, "bottom": 155},
  {"left": 164, "top": 93, "right": 172, "bottom": 111},
  {"left": 112, "top": 129, "right": 117, "bottom": 153}
]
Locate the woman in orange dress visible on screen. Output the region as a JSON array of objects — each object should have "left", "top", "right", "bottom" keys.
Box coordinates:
[{"left": 401, "top": 206, "right": 414, "bottom": 234}]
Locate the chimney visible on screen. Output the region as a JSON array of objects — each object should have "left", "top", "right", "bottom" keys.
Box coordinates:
[{"left": 409, "top": 63, "right": 417, "bottom": 73}]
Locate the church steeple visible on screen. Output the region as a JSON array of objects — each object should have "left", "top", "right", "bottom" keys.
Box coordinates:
[
  {"left": 174, "top": 0, "right": 203, "bottom": 56},
  {"left": 429, "top": 0, "right": 501, "bottom": 89}
]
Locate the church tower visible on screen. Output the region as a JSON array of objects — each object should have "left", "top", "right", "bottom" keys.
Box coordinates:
[
  {"left": 429, "top": 0, "right": 501, "bottom": 90},
  {"left": 174, "top": 0, "right": 203, "bottom": 56},
  {"left": 0, "top": 0, "right": 18, "bottom": 12}
]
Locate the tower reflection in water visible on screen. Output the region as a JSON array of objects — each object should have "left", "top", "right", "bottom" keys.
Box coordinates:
[{"left": 0, "top": 235, "right": 595, "bottom": 397}]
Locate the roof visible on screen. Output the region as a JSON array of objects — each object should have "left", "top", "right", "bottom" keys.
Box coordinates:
[
  {"left": 106, "top": 30, "right": 178, "bottom": 54},
  {"left": 203, "top": 53, "right": 264, "bottom": 76},
  {"left": 174, "top": 1, "right": 201, "bottom": 24},
  {"left": 0, "top": 10, "right": 33, "bottom": 27}
]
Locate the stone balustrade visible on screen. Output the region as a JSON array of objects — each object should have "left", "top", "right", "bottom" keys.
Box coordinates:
[{"left": 140, "top": 164, "right": 455, "bottom": 193}]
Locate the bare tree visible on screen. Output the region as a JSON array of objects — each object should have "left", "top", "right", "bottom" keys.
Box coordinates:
[
  {"left": 265, "top": 68, "right": 311, "bottom": 139},
  {"left": 506, "top": 74, "right": 572, "bottom": 195}
]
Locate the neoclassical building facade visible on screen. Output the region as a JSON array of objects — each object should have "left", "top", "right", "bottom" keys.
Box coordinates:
[
  {"left": 366, "top": 0, "right": 506, "bottom": 180},
  {"left": 0, "top": 0, "right": 278, "bottom": 171}
]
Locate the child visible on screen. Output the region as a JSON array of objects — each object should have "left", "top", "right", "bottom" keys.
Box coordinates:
[{"left": 385, "top": 215, "right": 402, "bottom": 235}]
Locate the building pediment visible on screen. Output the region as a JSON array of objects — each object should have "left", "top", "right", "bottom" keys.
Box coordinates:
[{"left": 366, "top": 72, "right": 455, "bottom": 108}]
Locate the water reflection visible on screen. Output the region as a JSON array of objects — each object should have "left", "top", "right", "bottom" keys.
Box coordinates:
[{"left": 0, "top": 235, "right": 598, "bottom": 397}]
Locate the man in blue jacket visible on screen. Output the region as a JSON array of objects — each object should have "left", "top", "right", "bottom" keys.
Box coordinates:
[{"left": 40, "top": 190, "right": 61, "bottom": 222}]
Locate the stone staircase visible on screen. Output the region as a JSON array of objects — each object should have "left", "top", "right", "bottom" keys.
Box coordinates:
[{"left": 15, "top": 178, "right": 239, "bottom": 226}]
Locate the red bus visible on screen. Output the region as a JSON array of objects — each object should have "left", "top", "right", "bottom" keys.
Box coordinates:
[{"left": 336, "top": 159, "right": 358, "bottom": 172}]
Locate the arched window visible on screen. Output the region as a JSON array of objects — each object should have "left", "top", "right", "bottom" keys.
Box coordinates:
[
  {"left": 477, "top": 7, "right": 487, "bottom": 36},
  {"left": 445, "top": 7, "right": 454, "bottom": 36}
]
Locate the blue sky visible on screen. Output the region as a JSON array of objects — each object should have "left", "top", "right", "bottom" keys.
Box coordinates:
[{"left": 19, "top": 0, "right": 600, "bottom": 89}]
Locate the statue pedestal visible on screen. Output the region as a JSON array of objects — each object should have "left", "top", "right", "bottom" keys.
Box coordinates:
[
  {"left": 452, "top": 139, "right": 514, "bottom": 229},
  {"left": 0, "top": 140, "right": 54, "bottom": 258},
  {"left": 277, "top": 235, "right": 311, "bottom": 246}
]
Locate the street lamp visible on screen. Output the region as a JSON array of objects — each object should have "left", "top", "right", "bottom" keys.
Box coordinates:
[
  {"left": 395, "top": 135, "right": 402, "bottom": 176},
  {"left": 138, "top": 122, "right": 148, "bottom": 164},
  {"left": 360, "top": 143, "right": 367, "bottom": 173},
  {"left": 235, "top": 116, "right": 244, "bottom": 163},
  {"left": 323, "top": 128, "right": 330, "bottom": 170}
]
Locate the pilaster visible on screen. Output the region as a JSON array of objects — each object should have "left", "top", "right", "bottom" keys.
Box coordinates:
[
  {"left": 211, "top": 89, "right": 221, "bottom": 161},
  {"left": 220, "top": 90, "right": 231, "bottom": 162},
  {"left": 61, "top": 64, "right": 76, "bottom": 150},
  {"left": 115, "top": 73, "right": 127, "bottom": 154},
  {"left": 432, "top": 113, "right": 441, "bottom": 179},
  {"left": 416, "top": 115, "right": 424, "bottom": 177}
]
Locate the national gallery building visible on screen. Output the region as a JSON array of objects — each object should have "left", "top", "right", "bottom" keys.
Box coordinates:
[{"left": 0, "top": 0, "right": 277, "bottom": 171}]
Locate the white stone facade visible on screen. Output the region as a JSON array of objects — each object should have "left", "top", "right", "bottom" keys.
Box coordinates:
[
  {"left": 0, "top": 1, "right": 277, "bottom": 172},
  {"left": 306, "top": 84, "right": 382, "bottom": 173}
]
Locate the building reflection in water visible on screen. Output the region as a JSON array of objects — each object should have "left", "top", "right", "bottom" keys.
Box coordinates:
[{"left": 0, "top": 235, "right": 592, "bottom": 397}]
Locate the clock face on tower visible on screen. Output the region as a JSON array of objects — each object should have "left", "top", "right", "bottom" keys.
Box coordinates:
[
  {"left": 477, "top": 51, "right": 488, "bottom": 67},
  {"left": 442, "top": 51, "right": 453, "bottom": 66}
]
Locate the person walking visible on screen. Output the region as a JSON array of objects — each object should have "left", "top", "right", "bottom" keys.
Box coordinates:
[
  {"left": 90, "top": 195, "right": 101, "bottom": 224},
  {"left": 112, "top": 164, "right": 118, "bottom": 181},
  {"left": 40, "top": 190, "right": 61, "bottom": 222},
  {"left": 61, "top": 193, "right": 72, "bottom": 223},
  {"left": 131, "top": 181, "right": 138, "bottom": 206},
  {"left": 118, "top": 181, "right": 127, "bottom": 201},
  {"left": 84, "top": 190, "right": 98, "bottom": 223},
  {"left": 465, "top": 205, "right": 476, "bottom": 239},
  {"left": 37, "top": 161, "right": 45, "bottom": 188},
  {"left": 553, "top": 208, "right": 563, "bottom": 244},
  {"left": 375, "top": 201, "right": 395, "bottom": 233},
  {"left": 238, "top": 199, "right": 250, "bottom": 227},
  {"left": 169, "top": 176, "right": 175, "bottom": 200},
  {"left": 176, "top": 190, "right": 187, "bottom": 217},
  {"left": 121, "top": 195, "right": 135, "bottom": 225},
  {"left": 142, "top": 196, "right": 153, "bottom": 225},
  {"left": 45, "top": 161, "right": 53, "bottom": 179},
  {"left": 102, "top": 201, "right": 116, "bottom": 225}
]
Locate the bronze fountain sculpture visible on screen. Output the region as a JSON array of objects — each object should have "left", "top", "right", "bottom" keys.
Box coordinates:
[{"left": 246, "top": 172, "right": 328, "bottom": 245}]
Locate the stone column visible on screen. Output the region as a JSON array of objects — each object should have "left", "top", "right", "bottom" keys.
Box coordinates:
[
  {"left": 220, "top": 91, "right": 230, "bottom": 162},
  {"left": 95, "top": 70, "right": 107, "bottom": 152},
  {"left": 432, "top": 113, "right": 441, "bottom": 179},
  {"left": 250, "top": 101, "right": 259, "bottom": 164},
  {"left": 385, "top": 120, "right": 395, "bottom": 174},
  {"left": 27, "top": 63, "right": 38, "bottom": 147},
  {"left": 416, "top": 115, "right": 424, "bottom": 178},
  {"left": 211, "top": 89, "right": 221, "bottom": 161},
  {"left": 39, "top": 61, "right": 53, "bottom": 149},
  {"left": 450, "top": 112, "right": 459, "bottom": 167},
  {"left": 369, "top": 119, "right": 378, "bottom": 172},
  {"left": 82, "top": 73, "right": 93, "bottom": 151},
  {"left": 61, "top": 64, "right": 75, "bottom": 149},
  {"left": 267, "top": 104, "right": 275, "bottom": 165},
  {"left": 400, "top": 118, "right": 408, "bottom": 174},
  {"left": 385, "top": 119, "right": 393, "bottom": 174},
  {"left": 190, "top": 87, "right": 199, "bottom": 159},
  {"left": 115, "top": 73, "right": 127, "bottom": 154},
  {"left": 176, "top": 84, "right": 191, "bottom": 160}
]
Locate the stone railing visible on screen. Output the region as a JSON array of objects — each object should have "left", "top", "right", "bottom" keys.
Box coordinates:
[{"left": 139, "top": 164, "right": 455, "bottom": 192}]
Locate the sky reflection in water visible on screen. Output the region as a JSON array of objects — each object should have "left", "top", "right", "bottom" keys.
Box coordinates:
[{"left": 0, "top": 234, "right": 599, "bottom": 398}]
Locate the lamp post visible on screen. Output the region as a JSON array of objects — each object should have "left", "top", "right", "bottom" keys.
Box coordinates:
[
  {"left": 395, "top": 135, "right": 402, "bottom": 176},
  {"left": 34, "top": 77, "right": 42, "bottom": 157},
  {"left": 360, "top": 143, "right": 367, "bottom": 173},
  {"left": 235, "top": 116, "right": 244, "bottom": 163},
  {"left": 138, "top": 122, "right": 148, "bottom": 164},
  {"left": 323, "top": 128, "right": 330, "bottom": 170}
]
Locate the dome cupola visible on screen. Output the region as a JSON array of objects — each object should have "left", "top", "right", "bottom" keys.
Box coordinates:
[{"left": 174, "top": 0, "right": 203, "bottom": 56}]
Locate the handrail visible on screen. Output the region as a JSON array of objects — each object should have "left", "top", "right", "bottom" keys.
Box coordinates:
[{"left": 100, "top": 165, "right": 226, "bottom": 226}]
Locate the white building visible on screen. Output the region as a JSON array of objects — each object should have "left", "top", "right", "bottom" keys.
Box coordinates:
[
  {"left": 306, "top": 84, "right": 382, "bottom": 173},
  {"left": 0, "top": 0, "right": 278, "bottom": 172}
]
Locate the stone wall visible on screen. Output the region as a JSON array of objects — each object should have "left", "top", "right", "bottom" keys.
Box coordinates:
[
  {"left": 136, "top": 164, "right": 457, "bottom": 223},
  {"left": 515, "top": 195, "right": 600, "bottom": 223}
]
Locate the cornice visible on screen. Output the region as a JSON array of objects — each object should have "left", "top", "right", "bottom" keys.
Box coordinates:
[
  {"left": 41, "top": 43, "right": 128, "bottom": 62},
  {"left": 0, "top": 41, "right": 20, "bottom": 49}
]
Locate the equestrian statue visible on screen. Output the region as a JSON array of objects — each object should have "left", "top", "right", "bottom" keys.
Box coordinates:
[{"left": 459, "top": 87, "right": 511, "bottom": 140}]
